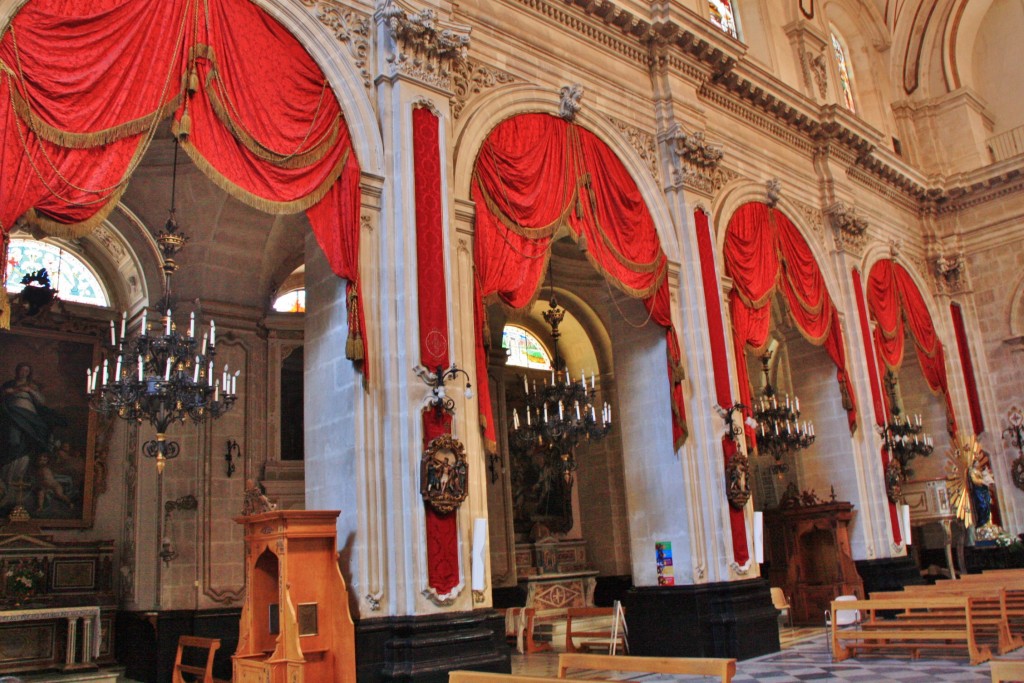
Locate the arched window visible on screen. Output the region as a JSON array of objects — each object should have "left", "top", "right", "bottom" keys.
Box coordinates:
[
  {"left": 502, "top": 325, "right": 553, "bottom": 370},
  {"left": 709, "top": 0, "right": 739, "bottom": 39},
  {"left": 5, "top": 238, "right": 109, "bottom": 307},
  {"left": 831, "top": 30, "right": 856, "bottom": 113},
  {"left": 272, "top": 289, "right": 305, "bottom": 313}
]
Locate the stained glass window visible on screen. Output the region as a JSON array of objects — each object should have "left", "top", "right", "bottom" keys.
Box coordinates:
[
  {"left": 5, "top": 238, "right": 108, "bottom": 306},
  {"left": 709, "top": 0, "right": 738, "bottom": 39},
  {"left": 832, "top": 31, "right": 856, "bottom": 113},
  {"left": 272, "top": 289, "right": 306, "bottom": 313},
  {"left": 503, "top": 325, "right": 552, "bottom": 370}
]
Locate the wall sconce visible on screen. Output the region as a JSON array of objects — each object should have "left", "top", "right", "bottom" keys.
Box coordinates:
[
  {"left": 713, "top": 402, "right": 752, "bottom": 441},
  {"left": 225, "top": 439, "right": 240, "bottom": 478},
  {"left": 159, "top": 537, "right": 177, "bottom": 566},
  {"left": 414, "top": 364, "right": 473, "bottom": 417}
]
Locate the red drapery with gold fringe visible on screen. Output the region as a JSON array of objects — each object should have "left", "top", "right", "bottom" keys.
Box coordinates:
[
  {"left": 0, "top": 0, "right": 363, "bottom": 358},
  {"left": 866, "top": 259, "right": 957, "bottom": 434},
  {"left": 471, "top": 113, "right": 685, "bottom": 453},
  {"left": 723, "top": 202, "right": 858, "bottom": 439}
]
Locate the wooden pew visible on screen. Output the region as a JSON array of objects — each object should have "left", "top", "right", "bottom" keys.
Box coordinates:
[
  {"left": 557, "top": 653, "right": 736, "bottom": 682},
  {"left": 564, "top": 607, "right": 626, "bottom": 654},
  {"left": 872, "top": 585, "right": 1021, "bottom": 654},
  {"left": 939, "top": 575, "right": 1024, "bottom": 639},
  {"left": 991, "top": 658, "right": 1024, "bottom": 683},
  {"left": 830, "top": 596, "right": 992, "bottom": 665},
  {"left": 450, "top": 672, "right": 562, "bottom": 683}
]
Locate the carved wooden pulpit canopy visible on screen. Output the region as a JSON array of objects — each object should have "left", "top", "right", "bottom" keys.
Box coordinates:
[{"left": 233, "top": 510, "right": 355, "bottom": 683}]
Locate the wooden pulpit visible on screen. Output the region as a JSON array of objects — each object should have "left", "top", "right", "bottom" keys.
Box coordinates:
[{"left": 233, "top": 510, "right": 356, "bottom": 683}]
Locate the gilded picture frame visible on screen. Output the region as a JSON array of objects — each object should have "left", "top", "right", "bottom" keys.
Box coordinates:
[{"left": 0, "top": 328, "right": 99, "bottom": 527}]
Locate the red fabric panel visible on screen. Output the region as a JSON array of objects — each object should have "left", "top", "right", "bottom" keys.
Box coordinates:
[
  {"left": 853, "top": 268, "right": 901, "bottom": 544},
  {"left": 472, "top": 113, "right": 683, "bottom": 453},
  {"left": 413, "top": 108, "right": 449, "bottom": 369},
  {"left": 423, "top": 410, "right": 459, "bottom": 595},
  {"left": 414, "top": 108, "right": 458, "bottom": 595},
  {"left": 723, "top": 203, "right": 857, "bottom": 431},
  {"left": 695, "top": 209, "right": 749, "bottom": 564},
  {"left": 951, "top": 303, "right": 984, "bottom": 435}
]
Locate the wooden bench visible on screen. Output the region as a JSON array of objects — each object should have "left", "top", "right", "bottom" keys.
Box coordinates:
[
  {"left": 935, "top": 576, "right": 1024, "bottom": 640},
  {"left": 564, "top": 607, "right": 627, "bottom": 654},
  {"left": 505, "top": 607, "right": 569, "bottom": 653},
  {"left": 871, "top": 585, "right": 1020, "bottom": 654},
  {"left": 558, "top": 653, "right": 735, "bottom": 682},
  {"left": 830, "top": 596, "right": 992, "bottom": 665},
  {"left": 448, "top": 654, "right": 736, "bottom": 683},
  {"left": 172, "top": 636, "right": 228, "bottom": 683},
  {"left": 991, "top": 658, "right": 1024, "bottom": 682}
]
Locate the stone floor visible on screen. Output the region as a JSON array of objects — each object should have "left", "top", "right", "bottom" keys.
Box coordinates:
[{"left": 513, "top": 626, "right": 1024, "bottom": 682}]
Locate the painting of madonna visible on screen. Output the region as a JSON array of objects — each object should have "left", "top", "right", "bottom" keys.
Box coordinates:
[{"left": 0, "top": 330, "right": 97, "bottom": 526}]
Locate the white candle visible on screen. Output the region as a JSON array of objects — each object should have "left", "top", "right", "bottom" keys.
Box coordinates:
[
  {"left": 513, "top": 409, "right": 520, "bottom": 430},
  {"left": 524, "top": 376, "right": 529, "bottom": 395},
  {"left": 591, "top": 374, "right": 595, "bottom": 391},
  {"left": 575, "top": 401, "right": 581, "bottom": 420},
  {"left": 795, "top": 397, "right": 800, "bottom": 412},
  {"left": 86, "top": 368, "right": 92, "bottom": 393},
  {"left": 607, "top": 404, "right": 611, "bottom": 424},
  {"left": 551, "top": 369, "right": 555, "bottom": 384},
  {"left": 208, "top": 361, "right": 213, "bottom": 382},
  {"left": 590, "top": 404, "right": 596, "bottom": 420},
  {"left": 201, "top": 333, "right": 208, "bottom": 356},
  {"left": 543, "top": 403, "right": 548, "bottom": 422},
  {"left": 211, "top": 321, "right": 216, "bottom": 346},
  {"left": 232, "top": 371, "right": 239, "bottom": 394},
  {"left": 138, "top": 356, "right": 144, "bottom": 382},
  {"left": 165, "top": 358, "right": 171, "bottom": 380},
  {"left": 120, "top": 311, "right": 127, "bottom": 338},
  {"left": 115, "top": 355, "right": 122, "bottom": 380},
  {"left": 214, "top": 380, "right": 219, "bottom": 402},
  {"left": 527, "top": 408, "right": 531, "bottom": 426},
  {"left": 141, "top": 310, "right": 147, "bottom": 334},
  {"left": 558, "top": 401, "right": 564, "bottom": 420},
  {"left": 110, "top": 321, "right": 116, "bottom": 346},
  {"left": 581, "top": 370, "right": 586, "bottom": 386},
  {"left": 193, "top": 359, "right": 200, "bottom": 383},
  {"left": 92, "top": 365, "right": 99, "bottom": 392},
  {"left": 165, "top": 309, "right": 171, "bottom": 335},
  {"left": 223, "top": 364, "right": 229, "bottom": 388},
  {"left": 102, "top": 359, "right": 108, "bottom": 385},
  {"left": 189, "top": 312, "right": 195, "bottom": 338}
]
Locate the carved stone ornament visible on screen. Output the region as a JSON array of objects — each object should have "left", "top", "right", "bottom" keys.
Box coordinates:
[
  {"left": 934, "top": 250, "right": 967, "bottom": 294},
  {"left": 242, "top": 479, "right": 278, "bottom": 516},
  {"left": 669, "top": 125, "right": 724, "bottom": 170},
  {"left": 375, "top": 0, "right": 471, "bottom": 91},
  {"left": 885, "top": 458, "right": 903, "bottom": 504},
  {"left": 726, "top": 452, "right": 752, "bottom": 509},
  {"left": 451, "top": 59, "right": 517, "bottom": 119},
  {"left": 420, "top": 434, "right": 469, "bottom": 514},
  {"left": 802, "top": 49, "right": 828, "bottom": 99},
  {"left": 665, "top": 124, "right": 734, "bottom": 194},
  {"left": 302, "top": 1, "right": 372, "bottom": 90},
  {"left": 826, "top": 201, "right": 868, "bottom": 252},
  {"left": 558, "top": 83, "right": 584, "bottom": 122},
  {"left": 766, "top": 178, "right": 782, "bottom": 207}
]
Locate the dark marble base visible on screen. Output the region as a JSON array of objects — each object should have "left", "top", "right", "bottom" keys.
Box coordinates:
[
  {"left": 622, "top": 578, "right": 779, "bottom": 660},
  {"left": 356, "top": 609, "right": 510, "bottom": 683},
  {"left": 856, "top": 555, "right": 924, "bottom": 595}
]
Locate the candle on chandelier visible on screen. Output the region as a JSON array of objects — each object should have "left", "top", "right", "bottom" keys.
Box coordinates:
[
  {"left": 606, "top": 403, "right": 612, "bottom": 425},
  {"left": 120, "top": 311, "right": 127, "bottom": 339},
  {"left": 110, "top": 321, "right": 116, "bottom": 346},
  {"left": 513, "top": 409, "right": 520, "bottom": 430},
  {"left": 193, "top": 358, "right": 200, "bottom": 383},
  {"left": 558, "top": 400, "right": 564, "bottom": 420},
  {"left": 115, "top": 355, "right": 122, "bottom": 380},
  {"left": 165, "top": 310, "right": 172, "bottom": 335},
  {"left": 581, "top": 370, "right": 586, "bottom": 387},
  {"left": 92, "top": 365, "right": 99, "bottom": 392},
  {"left": 527, "top": 407, "right": 531, "bottom": 426},
  {"left": 138, "top": 356, "right": 144, "bottom": 382},
  {"left": 543, "top": 403, "right": 548, "bottom": 422},
  {"left": 86, "top": 368, "right": 92, "bottom": 394},
  {"left": 211, "top": 321, "right": 216, "bottom": 346},
  {"left": 591, "top": 373, "right": 595, "bottom": 391},
  {"left": 550, "top": 369, "right": 555, "bottom": 385},
  {"left": 524, "top": 375, "right": 529, "bottom": 395},
  {"left": 795, "top": 397, "right": 800, "bottom": 412},
  {"left": 141, "top": 309, "right": 147, "bottom": 334},
  {"left": 102, "top": 359, "right": 109, "bottom": 385},
  {"left": 164, "top": 358, "right": 171, "bottom": 381},
  {"left": 201, "top": 333, "right": 208, "bottom": 356},
  {"left": 189, "top": 312, "right": 195, "bottom": 338},
  {"left": 232, "top": 371, "right": 239, "bottom": 395},
  {"left": 214, "top": 380, "right": 219, "bottom": 402},
  {"left": 575, "top": 401, "right": 580, "bottom": 420}
]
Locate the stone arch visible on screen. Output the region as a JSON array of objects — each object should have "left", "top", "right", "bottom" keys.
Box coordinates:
[
  {"left": 944, "top": 0, "right": 997, "bottom": 93},
  {"left": 1009, "top": 275, "right": 1024, "bottom": 339},
  {"left": 452, "top": 84, "right": 680, "bottom": 264}
]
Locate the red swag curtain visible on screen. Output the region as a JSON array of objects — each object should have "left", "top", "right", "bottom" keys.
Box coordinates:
[
  {"left": 724, "top": 202, "right": 858, "bottom": 437},
  {"left": 866, "top": 260, "right": 957, "bottom": 433},
  {"left": 0, "top": 0, "right": 364, "bottom": 358},
  {"left": 471, "top": 113, "right": 685, "bottom": 452}
]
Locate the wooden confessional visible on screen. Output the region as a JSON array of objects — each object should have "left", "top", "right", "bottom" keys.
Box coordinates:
[{"left": 233, "top": 510, "right": 355, "bottom": 683}]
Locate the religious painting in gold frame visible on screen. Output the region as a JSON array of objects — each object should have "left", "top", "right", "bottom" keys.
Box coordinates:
[{"left": 0, "top": 327, "right": 99, "bottom": 527}]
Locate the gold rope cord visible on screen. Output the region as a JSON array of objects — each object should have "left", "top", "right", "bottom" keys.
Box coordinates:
[{"left": 175, "top": 132, "right": 350, "bottom": 215}]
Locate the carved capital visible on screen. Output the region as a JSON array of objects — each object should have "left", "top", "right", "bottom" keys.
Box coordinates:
[
  {"left": 558, "top": 83, "right": 584, "bottom": 122},
  {"left": 664, "top": 124, "right": 732, "bottom": 195},
  {"left": 375, "top": 0, "right": 471, "bottom": 92},
  {"left": 826, "top": 201, "right": 868, "bottom": 253},
  {"left": 801, "top": 48, "right": 828, "bottom": 99},
  {"left": 934, "top": 250, "right": 968, "bottom": 294}
]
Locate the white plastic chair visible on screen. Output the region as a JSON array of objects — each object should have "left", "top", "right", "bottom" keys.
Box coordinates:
[{"left": 825, "top": 594, "right": 861, "bottom": 654}]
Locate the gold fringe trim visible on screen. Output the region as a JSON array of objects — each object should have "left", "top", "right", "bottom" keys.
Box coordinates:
[
  {"left": 0, "top": 287, "right": 10, "bottom": 330},
  {"left": 580, "top": 246, "right": 666, "bottom": 300},
  {"left": 175, "top": 135, "right": 349, "bottom": 215},
  {"left": 2, "top": 65, "right": 182, "bottom": 149},
  {"left": 474, "top": 176, "right": 570, "bottom": 239},
  {"left": 24, "top": 184, "right": 128, "bottom": 239},
  {"left": 205, "top": 73, "right": 340, "bottom": 169}
]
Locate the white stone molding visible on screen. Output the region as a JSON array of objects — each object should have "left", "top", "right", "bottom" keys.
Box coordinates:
[
  {"left": 299, "top": 1, "right": 372, "bottom": 90},
  {"left": 374, "top": 0, "right": 471, "bottom": 93},
  {"left": 451, "top": 60, "right": 518, "bottom": 120},
  {"left": 605, "top": 115, "right": 660, "bottom": 185}
]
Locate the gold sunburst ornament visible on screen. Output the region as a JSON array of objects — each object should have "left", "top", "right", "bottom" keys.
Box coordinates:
[{"left": 946, "top": 434, "right": 1000, "bottom": 539}]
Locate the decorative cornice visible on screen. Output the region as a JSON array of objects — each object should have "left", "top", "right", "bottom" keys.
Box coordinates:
[
  {"left": 605, "top": 115, "right": 659, "bottom": 184},
  {"left": 375, "top": 0, "right": 471, "bottom": 92},
  {"left": 451, "top": 59, "right": 518, "bottom": 119},
  {"left": 826, "top": 201, "right": 868, "bottom": 254},
  {"left": 302, "top": 1, "right": 372, "bottom": 90}
]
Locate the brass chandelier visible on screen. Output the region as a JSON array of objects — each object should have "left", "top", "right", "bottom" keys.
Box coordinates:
[
  {"left": 508, "top": 287, "right": 611, "bottom": 486},
  {"left": 87, "top": 140, "right": 238, "bottom": 474},
  {"left": 752, "top": 351, "right": 815, "bottom": 474},
  {"left": 877, "top": 370, "right": 933, "bottom": 479}
]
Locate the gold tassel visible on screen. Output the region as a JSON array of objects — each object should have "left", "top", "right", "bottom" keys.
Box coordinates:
[
  {"left": 576, "top": 233, "right": 588, "bottom": 253},
  {"left": 178, "top": 111, "right": 192, "bottom": 140},
  {"left": 672, "top": 363, "right": 686, "bottom": 383},
  {"left": 188, "top": 70, "right": 200, "bottom": 96},
  {"left": 345, "top": 333, "right": 364, "bottom": 361},
  {"left": 0, "top": 287, "right": 10, "bottom": 330}
]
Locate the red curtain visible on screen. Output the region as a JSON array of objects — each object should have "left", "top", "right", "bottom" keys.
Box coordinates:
[
  {"left": 0, "top": 0, "right": 363, "bottom": 357},
  {"left": 950, "top": 303, "right": 984, "bottom": 435},
  {"left": 724, "top": 203, "right": 858, "bottom": 437},
  {"left": 695, "top": 209, "right": 749, "bottom": 564},
  {"left": 866, "top": 260, "right": 957, "bottom": 433},
  {"left": 472, "top": 113, "right": 685, "bottom": 451}
]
